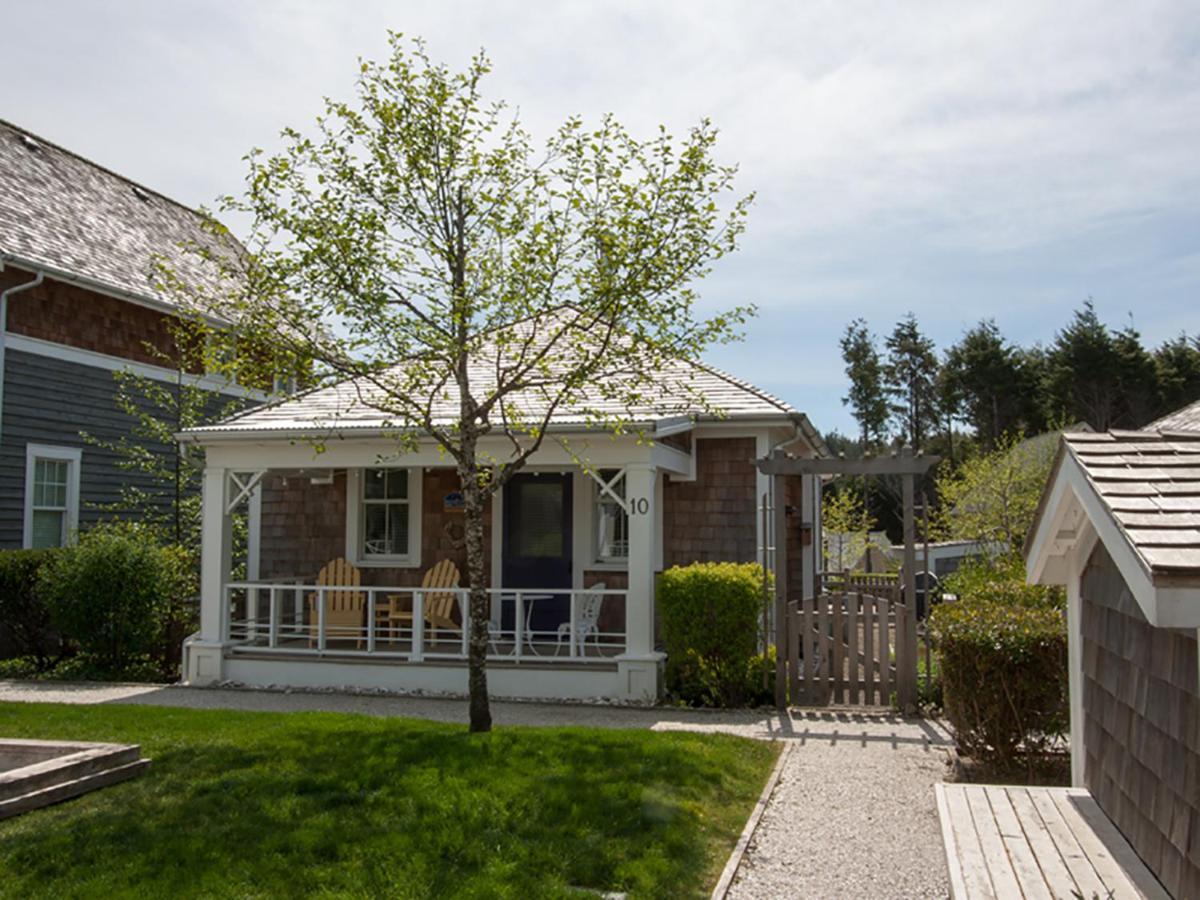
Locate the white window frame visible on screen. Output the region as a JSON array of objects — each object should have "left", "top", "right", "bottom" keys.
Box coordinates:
[
  {"left": 345, "top": 467, "right": 423, "bottom": 568},
  {"left": 23, "top": 444, "right": 82, "bottom": 549},
  {"left": 592, "top": 467, "right": 630, "bottom": 566}
]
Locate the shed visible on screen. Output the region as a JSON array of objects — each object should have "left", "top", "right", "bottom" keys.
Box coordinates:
[{"left": 1025, "top": 398, "right": 1200, "bottom": 898}]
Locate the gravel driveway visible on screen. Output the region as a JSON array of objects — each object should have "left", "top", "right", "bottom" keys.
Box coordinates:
[{"left": 0, "top": 682, "right": 952, "bottom": 897}]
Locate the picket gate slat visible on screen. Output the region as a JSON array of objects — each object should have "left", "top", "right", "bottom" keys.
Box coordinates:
[
  {"left": 868, "top": 595, "right": 878, "bottom": 710},
  {"left": 847, "top": 591, "right": 860, "bottom": 704}
]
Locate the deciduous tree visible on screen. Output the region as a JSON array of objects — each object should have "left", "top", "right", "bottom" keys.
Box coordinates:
[{"left": 179, "top": 36, "right": 753, "bottom": 732}]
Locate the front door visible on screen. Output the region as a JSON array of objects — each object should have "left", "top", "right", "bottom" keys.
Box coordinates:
[{"left": 502, "top": 473, "right": 572, "bottom": 633}]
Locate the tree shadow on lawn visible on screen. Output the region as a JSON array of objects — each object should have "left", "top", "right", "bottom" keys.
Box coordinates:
[{"left": 0, "top": 707, "right": 772, "bottom": 898}]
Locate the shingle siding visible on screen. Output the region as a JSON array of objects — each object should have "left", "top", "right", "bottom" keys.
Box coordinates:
[{"left": 1081, "top": 541, "right": 1199, "bottom": 898}]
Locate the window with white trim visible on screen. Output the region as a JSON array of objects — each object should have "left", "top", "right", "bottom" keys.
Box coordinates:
[
  {"left": 347, "top": 467, "right": 422, "bottom": 566},
  {"left": 594, "top": 468, "right": 629, "bottom": 562},
  {"left": 23, "top": 445, "right": 81, "bottom": 549}
]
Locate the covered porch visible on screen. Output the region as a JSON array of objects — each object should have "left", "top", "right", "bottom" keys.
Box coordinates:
[{"left": 183, "top": 431, "right": 693, "bottom": 701}]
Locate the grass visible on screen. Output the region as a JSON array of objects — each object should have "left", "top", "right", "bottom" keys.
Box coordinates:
[{"left": 0, "top": 702, "right": 778, "bottom": 898}]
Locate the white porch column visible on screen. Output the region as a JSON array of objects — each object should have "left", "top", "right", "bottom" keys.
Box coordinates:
[
  {"left": 618, "top": 464, "right": 664, "bottom": 700},
  {"left": 186, "top": 465, "right": 233, "bottom": 685}
]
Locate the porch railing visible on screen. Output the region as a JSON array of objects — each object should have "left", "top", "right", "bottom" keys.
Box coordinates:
[{"left": 222, "top": 582, "right": 628, "bottom": 663}]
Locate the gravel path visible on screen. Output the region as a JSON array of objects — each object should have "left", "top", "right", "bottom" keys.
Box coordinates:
[
  {"left": 0, "top": 682, "right": 952, "bottom": 896},
  {"left": 726, "top": 713, "right": 952, "bottom": 899}
]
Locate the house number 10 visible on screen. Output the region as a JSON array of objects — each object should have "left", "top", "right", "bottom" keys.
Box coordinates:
[{"left": 630, "top": 498, "right": 650, "bottom": 515}]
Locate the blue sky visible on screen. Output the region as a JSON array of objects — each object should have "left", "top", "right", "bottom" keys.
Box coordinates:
[{"left": 4, "top": 1, "right": 1198, "bottom": 434}]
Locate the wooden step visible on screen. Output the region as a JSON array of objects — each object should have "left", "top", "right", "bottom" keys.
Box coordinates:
[{"left": 0, "top": 758, "right": 150, "bottom": 820}]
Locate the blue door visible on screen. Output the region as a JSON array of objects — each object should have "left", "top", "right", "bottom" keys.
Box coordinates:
[{"left": 502, "top": 473, "right": 572, "bottom": 633}]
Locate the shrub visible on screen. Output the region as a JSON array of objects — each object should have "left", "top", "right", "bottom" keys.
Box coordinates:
[
  {"left": 39, "top": 523, "right": 192, "bottom": 677},
  {"left": 943, "top": 554, "right": 1063, "bottom": 610},
  {"left": 0, "top": 548, "right": 61, "bottom": 666},
  {"left": 929, "top": 598, "right": 1067, "bottom": 767},
  {"left": 659, "top": 562, "right": 767, "bottom": 707}
]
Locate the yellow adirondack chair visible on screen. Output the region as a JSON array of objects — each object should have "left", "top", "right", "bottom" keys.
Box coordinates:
[
  {"left": 386, "top": 559, "right": 462, "bottom": 640},
  {"left": 308, "top": 557, "right": 365, "bottom": 648}
]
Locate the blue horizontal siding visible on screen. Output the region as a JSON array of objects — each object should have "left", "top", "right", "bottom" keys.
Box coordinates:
[{"left": 0, "top": 347, "right": 247, "bottom": 548}]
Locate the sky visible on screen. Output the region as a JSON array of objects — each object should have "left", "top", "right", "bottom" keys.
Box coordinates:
[{"left": 4, "top": 1, "right": 1199, "bottom": 435}]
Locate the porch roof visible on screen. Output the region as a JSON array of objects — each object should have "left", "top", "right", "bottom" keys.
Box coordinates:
[{"left": 182, "top": 352, "right": 822, "bottom": 446}]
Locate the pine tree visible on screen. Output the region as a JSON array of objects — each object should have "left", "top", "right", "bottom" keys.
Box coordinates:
[
  {"left": 839, "top": 319, "right": 890, "bottom": 449},
  {"left": 883, "top": 313, "right": 940, "bottom": 451}
]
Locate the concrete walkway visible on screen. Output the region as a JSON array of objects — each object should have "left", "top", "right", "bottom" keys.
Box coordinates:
[{"left": 0, "top": 682, "right": 952, "bottom": 897}]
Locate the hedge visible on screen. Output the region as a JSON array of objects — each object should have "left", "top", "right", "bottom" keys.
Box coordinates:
[
  {"left": 658, "top": 561, "right": 768, "bottom": 707},
  {"left": 0, "top": 548, "right": 61, "bottom": 665},
  {"left": 929, "top": 597, "right": 1067, "bottom": 767}
]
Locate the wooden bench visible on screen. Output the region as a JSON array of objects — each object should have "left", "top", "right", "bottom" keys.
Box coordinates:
[{"left": 935, "top": 784, "right": 1170, "bottom": 899}]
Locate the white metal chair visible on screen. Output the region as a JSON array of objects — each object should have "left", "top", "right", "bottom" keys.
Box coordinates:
[{"left": 555, "top": 583, "right": 606, "bottom": 656}]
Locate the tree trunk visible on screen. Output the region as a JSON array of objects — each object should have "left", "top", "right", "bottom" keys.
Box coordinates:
[{"left": 459, "top": 452, "right": 492, "bottom": 733}]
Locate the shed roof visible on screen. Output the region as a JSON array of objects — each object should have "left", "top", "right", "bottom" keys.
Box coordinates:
[
  {"left": 1058, "top": 429, "right": 1200, "bottom": 579},
  {"left": 1149, "top": 398, "right": 1200, "bottom": 434},
  {"left": 0, "top": 119, "right": 239, "bottom": 311}
]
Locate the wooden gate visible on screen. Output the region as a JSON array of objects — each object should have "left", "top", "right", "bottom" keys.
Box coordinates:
[{"left": 785, "top": 572, "right": 917, "bottom": 707}]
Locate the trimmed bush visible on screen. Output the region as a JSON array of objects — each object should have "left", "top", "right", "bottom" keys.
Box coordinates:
[
  {"left": 659, "top": 562, "right": 767, "bottom": 707},
  {"left": 929, "top": 598, "right": 1067, "bottom": 767},
  {"left": 39, "top": 523, "right": 193, "bottom": 677},
  {"left": 0, "top": 548, "right": 61, "bottom": 666},
  {"left": 943, "top": 554, "right": 1064, "bottom": 610}
]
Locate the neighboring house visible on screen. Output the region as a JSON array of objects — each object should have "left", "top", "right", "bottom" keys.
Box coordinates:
[
  {"left": 1026, "top": 397, "right": 1200, "bottom": 898},
  {"left": 0, "top": 119, "right": 262, "bottom": 552},
  {"left": 884, "top": 539, "right": 1008, "bottom": 578},
  {"left": 180, "top": 341, "right": 828, "bottom": 702}
]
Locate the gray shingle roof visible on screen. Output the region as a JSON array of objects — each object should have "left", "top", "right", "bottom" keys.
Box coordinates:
[
  {"left": 1065, "top": 429, "right": 1200, "bottom": 577},
  {"left": 0, "top": 119, "right": 238, "bottom": 309},
  {"left": 1149, "top": 398, "right": 1200, "bottom": 434},
  {"left": 185, "top": 351, "right": 800, "bottom": 438}
]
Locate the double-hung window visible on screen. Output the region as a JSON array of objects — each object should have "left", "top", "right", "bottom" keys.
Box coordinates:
[
  {"left": 24, "top": 445, "right": 81, "bottom": 549},
  {"left": 594, "top": 468, "right": 629, "bottom": 563},
  {"left": 347, "top": 467, "right": 422, "bottom": 566}
]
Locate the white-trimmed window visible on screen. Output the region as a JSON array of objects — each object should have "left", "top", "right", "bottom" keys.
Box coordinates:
[
  {"left": 594, "top": 468, "right": 629, "bottom": 563},
  {"left": 23, "top": 445, "right": 82, "bottom": 549},
  {"left": 346, "top": 467, "right": 422, "bottom": 566}
]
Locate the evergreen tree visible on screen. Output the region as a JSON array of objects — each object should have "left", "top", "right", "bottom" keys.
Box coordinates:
[
  {"left": 1112, "top": 321, "right": 1160, "bottom": 427},
  {"left": 883, "top": 313, "right": 940, "bottom": 451},
  {"left": 1044, "top": 300, "right": 1125, "bottom": 430},
  {"left": 839, "top": 319, "right": 890, "bottom": 448},
  {"left": 1154, "top": 334, "right": 1200, "bottom": 417},
  {"left": 942, "top": 320, "right": 1026, "bottom": 447}
]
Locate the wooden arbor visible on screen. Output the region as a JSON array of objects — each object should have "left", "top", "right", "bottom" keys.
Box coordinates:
[{"left": 757, "top": 446, "right": 940, "bottom": 710}]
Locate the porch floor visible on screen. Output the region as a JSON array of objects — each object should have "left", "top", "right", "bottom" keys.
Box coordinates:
[{"left": 936, "top": 783, "right": 1169, "bottom": 899}]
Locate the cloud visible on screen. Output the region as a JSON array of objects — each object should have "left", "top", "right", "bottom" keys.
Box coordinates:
[{"left": 2, "top": 0, "right": 1198, "bottom": 433}]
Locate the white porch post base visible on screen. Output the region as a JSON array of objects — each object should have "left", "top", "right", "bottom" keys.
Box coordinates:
[
  {"left": 182, "top": 637, "right": 226, "bottom": 685},
  {"left": 615, "top": 653, "right": 666, "bottom": 702}
]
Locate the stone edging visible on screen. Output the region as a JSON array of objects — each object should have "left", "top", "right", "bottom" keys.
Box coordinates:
[{"left": 710, "top": 741, "right": 792, "bottom": 899}]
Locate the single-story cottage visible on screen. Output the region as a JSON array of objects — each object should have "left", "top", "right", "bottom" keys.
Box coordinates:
[
  {"left": 1026, "top": 398, "right": 1200, "bottom": 897},
  {"left": 181, "top": 348, "right": 826, "bottom": 703}
]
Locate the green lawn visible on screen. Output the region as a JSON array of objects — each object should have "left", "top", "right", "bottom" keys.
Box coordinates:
[{"left": 0, "top": 702, "right": 777, "bottom": 898}]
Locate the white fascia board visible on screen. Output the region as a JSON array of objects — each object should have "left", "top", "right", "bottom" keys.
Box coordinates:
[
  {"left": 6, "top": 332, "right": 266, "bottom": 401},
  {"left": 1036, "top": 452, "right": 1177, "bottom": 626},
  {"left": 1026, "top": 464, "right": 1078, "bottom": 585},
  {"left": 202, "top": 432, "right": 654, "bottom": 471}
]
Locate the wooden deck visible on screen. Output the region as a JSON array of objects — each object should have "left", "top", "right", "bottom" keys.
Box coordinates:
[{"left": 935, "top": 784, "right": 1171, "bottom": 900}]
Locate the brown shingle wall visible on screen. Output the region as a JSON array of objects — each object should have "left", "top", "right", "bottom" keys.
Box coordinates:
[
  {"left": 663, "top": 437, "right": 758, "bottom": 567},
  {"left": 1081, "top": 541, "right": 1200, "bottom": 898},
  {"left": 1, "top": 267, "right": 181, "bottom": 367},
  {"left": 257, "top": 468, "right": 491, "bottom": 589},
  {"left": 258, "top": 473, "right": 347, "bottom": 581}
]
